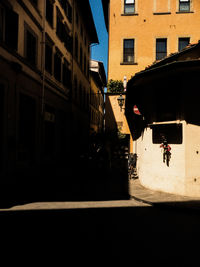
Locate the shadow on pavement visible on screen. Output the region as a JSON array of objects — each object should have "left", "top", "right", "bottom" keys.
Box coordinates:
[
  {"left": 0, "top": 167, "right": 130, "bottom": 208},
  {"left": 1, "top": 204, "right": 200, "bottom": 265}
]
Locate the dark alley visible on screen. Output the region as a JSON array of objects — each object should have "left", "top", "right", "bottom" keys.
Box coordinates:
[{"left": 2, "top": 1, "right": 200, "bottom": 266}]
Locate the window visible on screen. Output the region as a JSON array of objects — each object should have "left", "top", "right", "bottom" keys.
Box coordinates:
[
  {"left": 179, "top": 0, "right": 190, "bottom": 12},
  {"left": 0, "top": 5, "right": 19, "bottom": 51},
  {"left": 24, "top": 25, "right": 37, "bottom": 66},
  {"left": 156, "top": 38, "right": 167, "bottom": 60},
  {"left": 62, "top": 59, "right": 71, "bottom": 88},
  {"left": 178, "top": 37, "right": 190, "bottom": 51},
  {"left": 46, "top": 0, "right": 53, "bottom": 27},
  {"left": 58, "top": 0, "right": 72, "bottom": 22},
  {"left": 45, "top": 38, "right": 53, "bottom": 74},
  {"left": 54, "top": 50, "right": 62, "bottom": 81},
  {"left": 152, "top": 124, "right": 183, "bottom": 144},
  {"left": 123, "top": 39, "right": 134, "bottom": 63},
  {"left": 124, "top": 0, "right": 135, "bottom": 14},
  {"left": 63, "top": 25, "right": 72, "bottom": 53},
  {"left": 56, "top": 9, "right": 63, "bottom": 41}
]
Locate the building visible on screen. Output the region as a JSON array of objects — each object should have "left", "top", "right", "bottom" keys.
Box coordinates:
[
  {"left": 105, "top": 92, "right": 129, "bottom": 136},
  {"left": 126, "top": 41, "right": 200, "bottom": 197},
  {"left": 90, "top": 60, "right": 106, "bottom": 135},
  {"left": 71, "top": 1, "right": 98, "bottom": 156},
  {"left": 107, "top": 0, "right": 200, "bottom": 81},
  {"left": 0, "top": 0, "right": 98, "bottom": 188},
  {"left": 103, "top": 0, "right": 200, "bottom": 152}
]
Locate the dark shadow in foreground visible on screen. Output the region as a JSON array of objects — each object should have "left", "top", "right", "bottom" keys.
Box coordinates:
[
  {"left": 1, "top": 204, "right": 200, "bottom": 265},
  {"left": 0, "top": 166, "right": 130, "bottom": 208}
]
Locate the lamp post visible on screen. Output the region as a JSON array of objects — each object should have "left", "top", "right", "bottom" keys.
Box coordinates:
[{"left": 117, "top": 94, "right": 125, "bottom": 112}]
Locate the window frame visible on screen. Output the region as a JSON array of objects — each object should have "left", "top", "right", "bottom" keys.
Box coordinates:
[
  {"left": 45, "top": 35, "right": 54, "bottom": 74},
  {"left": 179, "top": 0, "right": 190, "bottom": 12},
  {"left": 156, "top": 38, "right": 167, "bottom": 61},
  {"left": 54, "top": 48, "right": 62, "bottom": 82},
  {"left": 24, "top": 23, "right": 38, "bottom": 67},
  {"left": 124, "top": 0, "right": 135, "bottom": 14},
  {"left": 123, "top": 38, "right": 135, "bottom": 63},
  {"left": 46, "top": 0, "right": 54, "bottom": 27},
  {"left": 178, "top": 37, "right": 190, "bottom": 51},
  {"left": 62, "top": 58, "right": 71, "bottom": 88},
  {"left": 56, "top": 8, "right": 64, "bottom": 41},
  {"left": 0, "top": 4, "right": 19, "bottom": 51}
]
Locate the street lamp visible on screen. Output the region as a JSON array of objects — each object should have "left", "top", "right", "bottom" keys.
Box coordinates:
[{"left": 117, "top": 94, "right": 125, "bottom": 112}]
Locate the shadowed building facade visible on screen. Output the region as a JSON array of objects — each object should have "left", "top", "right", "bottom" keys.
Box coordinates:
[
  {"left": 90, "top": 60, "right": 107, "bottom": 135},
  {"left": 0, "top": 0, "right": 98, "bottom": 189}
]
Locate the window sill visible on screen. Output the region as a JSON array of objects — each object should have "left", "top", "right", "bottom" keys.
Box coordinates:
[
  {"left": 121, "top": 13, "right": 139, "bottom": 16},
  {"left": 176, "top": 11, "right": 194, "bottom": 14},
  {"left": 153, "top": 12, "right": 171, "bottom": 15},
  {"left": 120, "top": 62, "right": 138, "bottom": 65}
]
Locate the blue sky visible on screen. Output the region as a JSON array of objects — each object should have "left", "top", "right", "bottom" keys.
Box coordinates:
[{"left": 89, "top": 0, "right": 108, "bottom": 78}]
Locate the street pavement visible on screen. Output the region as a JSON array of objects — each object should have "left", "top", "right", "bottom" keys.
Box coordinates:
[
  {"left": 1, "top": 179, "right": 200, "bottom": 266},
  {"left": 1, "top": 177, "right": 200, "bottom": 211},
  {"left": 130, "top": 178, "right": 200, "bottom": 210}
]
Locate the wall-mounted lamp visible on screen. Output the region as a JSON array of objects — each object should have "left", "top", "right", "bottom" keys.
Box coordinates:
[{"left": 117, "top": 94, "right": 125, "bottom": 112}]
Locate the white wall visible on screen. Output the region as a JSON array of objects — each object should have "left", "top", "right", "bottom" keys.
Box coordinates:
[
  {"left": 136, "top": 121, "right": 186, "bottom": 196},
  {"left": 185, "top": 123, "right": 200, "bottom": 197}
]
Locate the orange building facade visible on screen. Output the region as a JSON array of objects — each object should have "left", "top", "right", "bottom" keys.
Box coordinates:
[
  {"left": 103, "top": 0, "right": 200, "bottom": 153},
  {"left": 108, "top": 0, "right": 200, "bottom": 81}
]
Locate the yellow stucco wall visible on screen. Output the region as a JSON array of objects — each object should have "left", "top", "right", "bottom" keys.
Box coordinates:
[
  {"left": 105, "top": 94, "right": 133, "bottom": 152},
  {"left": 106, "top": 94, "right": 129, "bottom": 133},
  {"left": 108, "top": 0, "right": 200, "bottom": 81}
]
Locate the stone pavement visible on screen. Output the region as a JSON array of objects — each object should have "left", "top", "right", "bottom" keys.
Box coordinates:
[
  {"left": 1, "top": 178, "right": 200, "bottom": 211},
  {"left": 129, "top": 178, "right": 200, "bottom": 211},
  {"left": 0, "top": 198, "right": 149, "bottom": 211}
]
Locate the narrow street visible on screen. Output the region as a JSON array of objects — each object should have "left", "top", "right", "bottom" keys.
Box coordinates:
[{"left": 1, "top": 197, "right": 200, "bottom": 266}]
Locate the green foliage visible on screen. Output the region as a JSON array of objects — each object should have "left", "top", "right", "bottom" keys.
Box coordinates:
[{"left": 107, "top": 79, "right": 124, "bottom": 93}]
